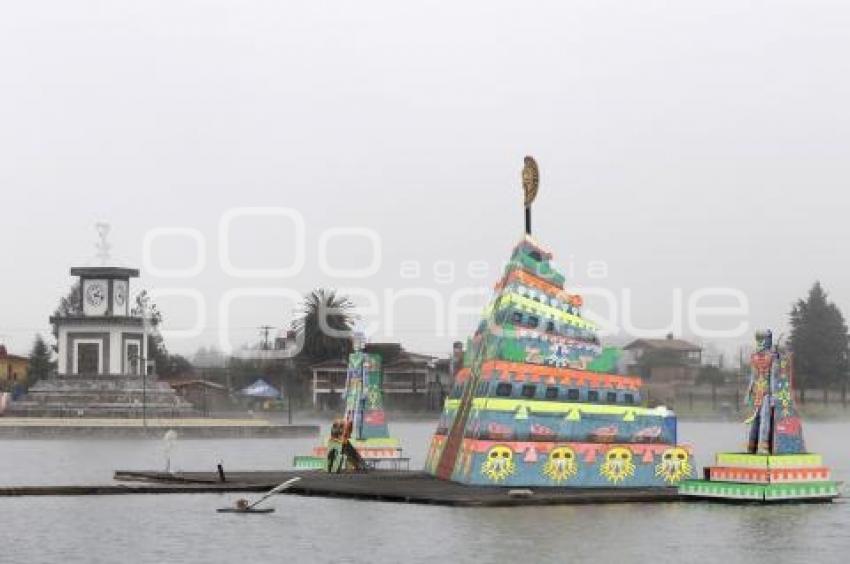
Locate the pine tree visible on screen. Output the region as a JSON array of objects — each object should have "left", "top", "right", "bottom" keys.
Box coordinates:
[
  {"left": 27, "top": 334, "right": 53, "bottom": 387},
  {"left": 789, "top": 282, "right": 850, "bottom": 402}
]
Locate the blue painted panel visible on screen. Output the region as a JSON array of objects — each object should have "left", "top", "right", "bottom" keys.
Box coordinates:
[
  {"left": 452, "top": 448, "right": 694, "bottom": 487},
  {"left": 465, "top": 410, "right": 676, "bottom": 444}
]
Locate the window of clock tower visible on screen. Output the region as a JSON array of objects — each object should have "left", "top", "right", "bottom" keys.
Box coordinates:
[{"left": 127, "top": 343, "right": 140, "bottom": 375}]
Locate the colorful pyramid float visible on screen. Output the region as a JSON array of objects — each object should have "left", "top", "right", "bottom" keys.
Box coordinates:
[
  {"left": 680, "top": 330, "right": 839, "bottom": 502},
  {"left": 294, "top": 334, "right": 404, "bottom": 471},
  {"left": 425, "top": 157, "right": 694, "bottom": 487}
]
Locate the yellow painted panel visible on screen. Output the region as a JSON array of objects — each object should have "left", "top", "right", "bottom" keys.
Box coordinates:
[
  {"left": 715, "top": 453, "right": 769, "bottom": 468},
  {"left": 499, "top": 293, "right": 596, "bottom": 330},
  {"left": 470, "top": 397, "right": 669, "bottom": 418},
  {"left": 768, "top": 454, "right": 823, "bottom": 468},
  {"left": 352, "top": 437, "right": 401, "bottom": 448},
  {"left": 715, "top": 452, "right": 823, "bottom": 469}
]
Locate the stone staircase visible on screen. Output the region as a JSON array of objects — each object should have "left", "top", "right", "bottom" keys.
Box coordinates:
[{"left": 7, "top": 374, "right": 197, "bottom": 418}]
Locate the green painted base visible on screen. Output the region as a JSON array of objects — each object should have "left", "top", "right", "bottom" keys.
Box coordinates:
[
  {"left": 680, "top": 479, "right": 839, "bottom": 502},
  {"left": 293, "top": 455, "right": 325, "bottom": 470},
  {"left": 715, "top": 453, "right": 822, "bottom": 469}
]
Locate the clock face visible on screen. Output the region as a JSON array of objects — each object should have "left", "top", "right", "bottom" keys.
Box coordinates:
[
  {"left": 115, "top": 283, "right": 127, "bottom": 307},
  {"left": 113, "top": 280, "right": 129, "bottom": 315},
  {"left": 85, "top": 282, "right": 106, "bottom": 307}
]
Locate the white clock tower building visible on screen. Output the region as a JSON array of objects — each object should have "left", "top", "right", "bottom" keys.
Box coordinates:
[
  {"left": 10, "top": 224, "right": 194, "bottom": 417},
  {"left": 54, "top": 266, "right": 147, "bottom": 377}
]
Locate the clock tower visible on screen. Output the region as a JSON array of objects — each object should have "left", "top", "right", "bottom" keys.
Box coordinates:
[
  {"left": 9, "top": 224, "right": 194, "bottom": 417},
  {"left": 55, "top": 266, "right": 146, "bottom": 376}
]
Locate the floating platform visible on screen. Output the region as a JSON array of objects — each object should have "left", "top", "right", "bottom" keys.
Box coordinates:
[
  {"left": 679, "top": 331, "right": 839, "bottom": 504},
  {"left": 106, "top": 470, "right": 683, "bottom": 506},
  {"left": 0, "top": 417, "right": 319, "bottom": 439},
  {"left": 679, "top": 479, "right": 839, "bottom": 502},
  {"left": 679, "top": 453, "right": 840, "bottom": 503},
  {"left": 296, "top": 349, "right": 408, "bottom": 473}
]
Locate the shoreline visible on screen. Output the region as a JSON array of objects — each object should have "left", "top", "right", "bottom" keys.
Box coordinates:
[{"left": 0, "top": 417, "right": 319, "bottom": 439}]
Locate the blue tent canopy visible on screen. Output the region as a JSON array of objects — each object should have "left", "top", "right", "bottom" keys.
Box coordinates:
[{"left": 239, "top": 378, "right": 281, "bottom": 399}]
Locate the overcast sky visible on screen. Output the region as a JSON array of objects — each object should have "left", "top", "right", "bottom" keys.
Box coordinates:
[{"left": 1, "top": 1, "right": 848, "bottom": 361}]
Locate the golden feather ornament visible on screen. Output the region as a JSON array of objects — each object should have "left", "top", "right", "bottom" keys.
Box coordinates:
[{"left": 522, "top": 156, "right": 539, "bottom": 207}]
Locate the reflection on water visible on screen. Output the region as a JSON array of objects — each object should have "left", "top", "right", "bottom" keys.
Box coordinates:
[{"left": 0, "top": 421, "right": 848, "bottom": 563}]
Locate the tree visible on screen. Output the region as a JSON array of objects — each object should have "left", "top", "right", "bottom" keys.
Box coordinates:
[
  {"left": 27, "top": 334, "right": 53, "bottom": 387},
  {"left": 131, "top": 290, "right": 191, "bottom": 378},
  {"left": 54, "top": 281, "right": 83, "bottom": 318},
  {"left": 789, "top": 282, "right": 850, "bottom": 402},
  {"left": 131, "top": 290, "right": 163, "bottom": 325},
  {"left": 292, "top": 288, "right": 356, "bottom": 361},
  {"left": 156, "top": 354, "right": 193, "bottom": 378},
  {"left": 51, "top": 282, "right": 83, "bottom": 349}
]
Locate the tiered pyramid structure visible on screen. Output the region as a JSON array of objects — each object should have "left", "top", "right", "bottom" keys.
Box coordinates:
[
  {"left": 425, "top": 236, "right": 694, "bottom": 487},
  {"left": 680, "top": 330, "right": 839, "bottom": 502},
  {"left": 295, "top": 346, "right": 403, "bottom": 471}
]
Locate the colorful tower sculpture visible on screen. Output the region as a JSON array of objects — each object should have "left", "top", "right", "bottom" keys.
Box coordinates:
[
  {"left": 680, "top": 330, "right": 839, "bottom": 501},
  {"left": 425, "top": 158, "right": 694, "bottom": 487},
  {"left": 295, "top": 335, "right": 403, "bottom": 471}
]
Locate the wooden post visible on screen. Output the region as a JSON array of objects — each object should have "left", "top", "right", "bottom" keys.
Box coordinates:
[{"left": 287, "top": 366, "right": 293, "bottom": 425}]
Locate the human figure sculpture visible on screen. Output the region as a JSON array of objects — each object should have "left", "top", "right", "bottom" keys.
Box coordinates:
[{"left": 746, "top": 330, "right": 805, "bottom": 454}]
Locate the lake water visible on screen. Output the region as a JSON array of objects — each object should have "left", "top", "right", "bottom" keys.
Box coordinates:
[{"left": 1, "top": 421, "right": 848, "bottom": 563}]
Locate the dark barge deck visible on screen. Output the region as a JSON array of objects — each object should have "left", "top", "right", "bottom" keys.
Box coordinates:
[{"left": 84, "top": 470, "right": 683, "bottom": 506}]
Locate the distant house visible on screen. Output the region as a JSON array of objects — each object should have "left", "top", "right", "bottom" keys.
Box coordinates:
[
  {"left": 170, "top": 379, "right": 231, "bottom": 415},
  {"left": 0, "top": 345, "right": 29, "bottom": 391},
  {"left": 311, "top": 343, "right": 452, "bottom": 411},
  {"left": 623, "top": 335, "right": 702, "bottom": 404}
]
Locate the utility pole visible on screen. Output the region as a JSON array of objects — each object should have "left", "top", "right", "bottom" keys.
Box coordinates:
[{"left": 258, "top": 325, "right": 274, "bottom": 351}]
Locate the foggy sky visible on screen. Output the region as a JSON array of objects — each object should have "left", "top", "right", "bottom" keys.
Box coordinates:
[{"left": 1, "top": 1, "right": 849, "bottom": 361}]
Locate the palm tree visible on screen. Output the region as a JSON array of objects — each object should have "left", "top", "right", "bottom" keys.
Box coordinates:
[{"left": 292, "top": 288, "right": 356, "bottom": 361}]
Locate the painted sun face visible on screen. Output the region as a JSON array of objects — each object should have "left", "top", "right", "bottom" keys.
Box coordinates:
[
  {"left": 600, "top": 447, "right": 635, "bottom": 484},
  {"left": 481, "top": 445, "right": 516, "bottom": 482},
  {"left": 655, "top": 447, "right": 692, "bottom": 484},
  {"left": 542, "top": 446, "right": 578, "bottom": 483}
]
